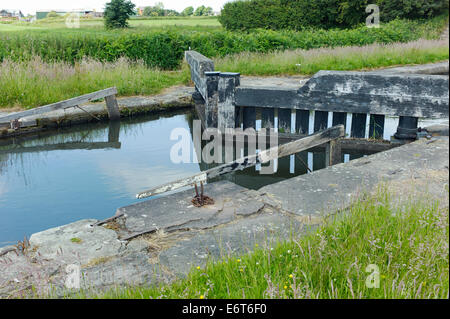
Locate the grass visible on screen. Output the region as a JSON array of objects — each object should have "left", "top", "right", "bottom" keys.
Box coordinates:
[
  {"left": 0, "top": 16, "right": 222, "bottom": 32},
  {"left": 70, "top": 186, "right": 448, "bottom": 299},
  {"left": 0, "top": 57, "right": 190, "bottom": 109},
  {"left": 1, "top": 16, "right": 447, "bottom": 70},
  {"left": 0, "top": 37, "right": 447, "bottom": 109},
  {"left": 215, "top": 38, "right": 449, "bottom": 76}
]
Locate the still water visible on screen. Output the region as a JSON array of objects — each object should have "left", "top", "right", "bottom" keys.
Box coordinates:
[{"left": 0, "top": 109, "right": 395, "bottom": 246}]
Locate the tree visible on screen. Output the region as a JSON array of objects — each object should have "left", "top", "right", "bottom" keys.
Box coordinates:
[
  {"left": 194, "top": 5, "right": 206, "bottom": 16},
  {"left": 104, "top": 0, "right": 135, "bottom": 29},
  {"left": 181, "top": 6, "right": 194, "bottom": 16},
  {"left": 142, "top": 3, "right": 167, "bottom": 17},
  {"left": 204, "top": 7, "right": 214, "bottom": 16}
]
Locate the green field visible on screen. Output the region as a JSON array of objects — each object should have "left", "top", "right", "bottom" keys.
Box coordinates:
[
  {"left": 0, "top": 15, "right": 448, "bottom": 109},
  {"left": 0, "top": 16, "right": 221, "bottom": 32}
]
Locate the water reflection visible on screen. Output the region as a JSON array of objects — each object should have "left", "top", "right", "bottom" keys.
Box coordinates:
[{"left": 0, "top": 109, "right": 372, "bottom": 246}]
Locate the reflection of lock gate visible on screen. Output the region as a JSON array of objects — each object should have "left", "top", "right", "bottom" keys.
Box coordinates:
[{"left": 136, "top": 125, "right": 345, "bottom": 200}]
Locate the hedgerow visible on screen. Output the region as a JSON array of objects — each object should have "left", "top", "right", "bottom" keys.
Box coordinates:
[
  {"left": 218, "top": 0, "right": 449, "bottom": 30},
  {"left": 0, "top": 17, "right": 446, "bottom": 69}
]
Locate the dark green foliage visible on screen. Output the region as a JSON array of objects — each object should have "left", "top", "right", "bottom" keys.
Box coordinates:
[
  {"left": 0, "top": 17, "right": 445, "bottom": 70},
  {"left": 104, "top": 0, "right": 136, "bottom": 29},
  {"left": 143, "top": 2, "right": 180, "bottom": 17},
  {"left": 379, "top": 0, "right": 449, "bottom": 21},
  {"left": 194, "top": 6, "right": 214, "bottom": 16},
  {"left": 219, "top": 0, "right": 449, "bottom": 30}
]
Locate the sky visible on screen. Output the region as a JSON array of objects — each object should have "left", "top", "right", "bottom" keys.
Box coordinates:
[{"left": 1, "top": 0, "right": 232, "bottom": 16}]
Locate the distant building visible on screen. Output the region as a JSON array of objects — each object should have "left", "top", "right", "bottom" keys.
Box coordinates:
[
  {"left": 0, "top": 9, "right": 24, "bottom": 20},
  {"left": 36, "top": 11, "right": 66, "bottom": 20},
  {"left": 36, "top": 9, "right": 103, "bottom": 20},
  {"left": 137, "top": 7, "right": 145, "bottom": 16}
]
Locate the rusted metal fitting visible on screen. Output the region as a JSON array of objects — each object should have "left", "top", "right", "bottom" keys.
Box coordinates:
[{"left": 192, "top": 182, "right": 214, "bottom": 207}]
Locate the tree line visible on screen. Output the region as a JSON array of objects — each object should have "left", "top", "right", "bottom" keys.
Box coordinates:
[{"left": 141, "top": 2, "right": 214, "bottom": 17}]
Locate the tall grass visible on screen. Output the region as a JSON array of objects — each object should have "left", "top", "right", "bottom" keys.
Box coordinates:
[
  {"left": 215, "top": 38, "right": 450, "bottom": 75},
  {"left": 0, "top": 57, "right": 190, "bottom": 109},
  {"left": 1, "top": 38, "right": 447, "bottom": 109},
  {"left": 0, "top": 16, "right": 447, "bottom": 69},
  {"left": 87, "top": 186, "right": 449, "bottom": 299}
]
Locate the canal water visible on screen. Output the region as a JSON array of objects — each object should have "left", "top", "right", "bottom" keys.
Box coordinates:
[{"left": 0, "top": 109, "right": 437, "bottom": 247}]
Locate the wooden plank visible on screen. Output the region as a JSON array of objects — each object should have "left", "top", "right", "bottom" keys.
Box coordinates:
[
  {"left": 296, "top": 110, "right": 309, "bottom": 135},
  {"left": 218, "top": 73, "right": 240, "bottom": 130},
  {"left": 278, "top": 108, "right": 291, "bottom": 134},
  {"left": 108, "top": 120, "right": 121, "bottom": 143},
  {"left": 105, "top": 95, "right": 121, "bottom": 121},
  {"left": 234, "top": 81, "right": 448, "bottom": 119},
  {"left": 325, "top": 139, "right": 342, "bottom": 167},
  {"left": 0, "top": 87, "right": 118, "bottom": 123},
  {"left": 136, "top": 125, "right": 345, "bottom": 199},
  {"left": 261, "top": 108, "right": 275, "bottom": 129},
  {"left": 0, "top": 141, "right": 121, "bottom": 155},
  {"left": 368, "top": 114, "right": 385, "bottom": 139},
  {"left": 332, "top": 112, "right": 347, "bottom": 128},
  {"left": 314, "top": 111, "right": 328, "bottom": 132},
  {"left": 234, "top": 106, "right": 242, "bottom": 128},
  {"left": 204, "top": 72, "right": 220, "bottom": 128},
  {"left": 351, "top": 113, "right": 367, "bottom": 138},
  {"left": 243, "top": 107, "right": 256, "bottom": 130}
]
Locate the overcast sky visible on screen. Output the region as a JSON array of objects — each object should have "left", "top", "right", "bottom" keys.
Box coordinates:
[{"left": 2, "top": 0, "right": 232, "bottom": 16}]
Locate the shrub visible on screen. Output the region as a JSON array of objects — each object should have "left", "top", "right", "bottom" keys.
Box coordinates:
[{"left": 219, "top": 0, "right": 450, "bottom": 30}]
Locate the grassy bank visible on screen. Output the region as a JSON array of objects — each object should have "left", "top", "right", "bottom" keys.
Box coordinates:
[
  {"left": 78, "top": 186, "right": 448, "bottom": 299},
  {"left": 0, "top": 57, "right": 190, "bottom": 109},
  {"left": 1, "top": 38, "right": 447, "bottom": 109},
  {"left": 215, "top": 39, "right": 449, "bottom": 75},
  {"left": 0, "top": 16, "right": 447, "bottom": 69}
]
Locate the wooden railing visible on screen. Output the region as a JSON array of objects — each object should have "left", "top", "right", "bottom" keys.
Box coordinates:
[
  {"left": 0, "top": 87, "right": 120, "bottom": 128},
  {"left": 136, "top": 125, "right": 345, "bottom": 199}
]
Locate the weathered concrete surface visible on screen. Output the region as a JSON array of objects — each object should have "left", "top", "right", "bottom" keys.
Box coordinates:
[
  {"left": 119, "top": 181, "right": 265, "bottom": 238},
  {"left": 423, "top": 120, "right": 449, "bottom": 137},
  {"left": 240, "top": 75, "right": 309, "bottom": 88},
  {"left": 0, "top": 220, "right": 168, "bottom": 297},
  {"left": 374, "top": 61, "right": 449, "bottom": 75},
  {"left": 0, "top": 86, "right": 195, "bottom": 138},
  {"left": 0, "top": 136, "right": 448, "bottom": 297},
  {"left": 158, "top": 211, "right": 308, "bottom": 277},
  {"left": 260, "top": 136, "right": 449, "bottom": 217}
]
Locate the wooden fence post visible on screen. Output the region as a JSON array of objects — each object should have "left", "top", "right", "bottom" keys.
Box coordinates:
[
  {"left": 105, "top": 94, "right": 121, "bottom": 121},
  {"left": 204, "top": 71, "right": 220, "bottom": 128},
  {"left": 218, "top": 72, "right": 240, "bottom": 131},
  {"left": 325, "top": 139, "right": 342, "bottom": 167}
]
